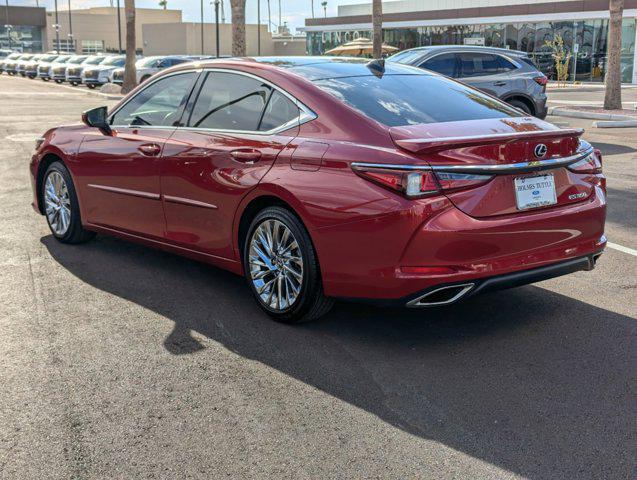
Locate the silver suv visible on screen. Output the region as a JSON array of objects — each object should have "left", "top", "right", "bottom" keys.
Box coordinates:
[{"left": 387, "top": 45, "right": 548, "bottom": 119}]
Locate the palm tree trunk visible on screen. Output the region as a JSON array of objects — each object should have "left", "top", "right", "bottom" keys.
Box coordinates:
[
  {"left": 122, "top": 0, "right": 137, "bottom": 94},
  {"left": 372, "top": 0, "right": 382, "bottom": 59},
  {"left": 604, "top": 0, "right": 624, "bottom": 109},
  {"left": 267, "top": 0, "right": 271, "bottom": 32},
  {"left": 311, "top": 0, "right": 315, "bottom": 19},
  {"left": 230, "top": 0, "right": 246, "bottom": 56}
]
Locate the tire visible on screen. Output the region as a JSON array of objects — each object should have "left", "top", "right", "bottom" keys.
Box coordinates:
[
  {"left": 55, "top": 79, "right": 63, "bottom": 84},
  {"left": 42, "top": 162, "right": 95, "bottom": 244},
  {"left": 140, "top": 75, "right": 151, "bottom": 83},
  {"left": 244, "top": 206, "right": 334, "bottom": 323},
  {"left": 69, "top": 81, "right": 77, "bottom": 86},
  {"left": 508, "top": 99, "right": 533, "bottom": 116},
  {"left": 42, "top": 77, "right": 50, "bottom": 82},
  {"left": 87, "top": 83, "right": 96, "bottom": 89}
]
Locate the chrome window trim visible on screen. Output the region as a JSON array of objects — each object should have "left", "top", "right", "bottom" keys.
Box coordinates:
[
  {"left": 108, "top": 67, "right": 317, "bottom": 135},
  {"left": 351, "top": 146, "right": 594, "bottom": 175}
]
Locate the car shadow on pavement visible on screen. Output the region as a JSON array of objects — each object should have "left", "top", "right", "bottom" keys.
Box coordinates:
[
  {"left": 606, "top": 186, "right": 637, "bottom": 232},
  {"left": 41, "top": 234, "right": 635, "bottom": 480},
  {"left": 591, "top": 142, "right": 637, "bottom": 156}
]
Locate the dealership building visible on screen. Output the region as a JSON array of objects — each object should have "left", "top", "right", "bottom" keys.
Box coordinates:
[
  {"left": 1, "top": 5, "right": 304, "bottom": 57},
  {"left": 304, "top": 0, "right": 637, "bottom": 83}
]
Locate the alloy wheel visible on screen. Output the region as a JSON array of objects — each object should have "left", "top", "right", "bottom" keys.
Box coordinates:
[
  {"left": 248, "top": 219, "right": 304, "bottom": 311},
  {"left": 44, "top": 171, "right": 71, "bottom": 236}
]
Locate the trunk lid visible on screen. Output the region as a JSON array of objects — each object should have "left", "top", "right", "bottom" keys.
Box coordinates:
[{"left": 389, "top": 117, "right": 594, "bottom": 218}]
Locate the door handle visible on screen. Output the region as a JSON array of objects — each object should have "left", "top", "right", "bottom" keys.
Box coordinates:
[
  {"left": 230, "top": 149, "right": 262, "bottom": 163},
  {"left": 493, "top": 81, "right": 507, "bottom": 86},
  {"left": 138, "top": 143, "right": 161, "bottom": 156}
]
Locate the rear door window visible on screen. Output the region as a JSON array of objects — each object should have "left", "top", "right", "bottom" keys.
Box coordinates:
[
  {"left": 188, "top": 72, "right": 271, "bottom": 131},
  {"left": 459, "top": 52, "right": 518, "bottom": 77},
  {"left": 420, "top": 53, "right": 457, "bottom": 77},
  {"left": 258, "top": 91, "right": 300, "bottom": 131}
]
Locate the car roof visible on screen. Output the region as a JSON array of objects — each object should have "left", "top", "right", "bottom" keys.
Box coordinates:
[
  {"left": 393, "top": 45, "right": 529, "bottom": 57},
  {"left": 237, "top": 56, "right": 429, "bottom": 80}
]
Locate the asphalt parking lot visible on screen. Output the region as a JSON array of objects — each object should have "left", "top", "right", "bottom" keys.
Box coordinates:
[{"left": 0, "top": 74, "right": 635, "bottom": 479}]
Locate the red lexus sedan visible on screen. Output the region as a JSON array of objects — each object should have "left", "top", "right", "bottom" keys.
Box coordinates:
[{"left": 30, "top": 57, "right": 606, "bottom": 322}]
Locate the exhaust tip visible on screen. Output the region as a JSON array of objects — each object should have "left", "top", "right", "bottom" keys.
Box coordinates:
[{"left": 407, "top": 283, "right": 474, "bottom": 307}]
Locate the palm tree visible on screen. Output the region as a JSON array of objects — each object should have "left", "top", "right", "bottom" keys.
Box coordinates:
[
  {"left": 267, "top": 0, "right": 271, "bottom": 33},
  {"left": 158, "top": 0, "right": 167, "bottom": 9},
  {"left": 604, "top": 0, "right": 624, "bottom": 109},
  {"left": 321, "top": 0, "right": 327, "bottom": 18},
  {"left": 230, "top": 0, "right": 246, "bottom": 56},
  {"left": 122, "top": 0, "right": 137, "bottom": 93},
  {"left": 372, "top": 0, "right": 382, "bottom": 58}
]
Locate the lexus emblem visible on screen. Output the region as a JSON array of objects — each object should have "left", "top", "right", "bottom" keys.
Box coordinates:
[{"left": 534, "top": 144, "right": 548, "bottom": 158}]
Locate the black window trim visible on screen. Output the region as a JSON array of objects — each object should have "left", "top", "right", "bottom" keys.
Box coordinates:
[{"left": 420, "top": 52, "right": 460, "bottom": 78}]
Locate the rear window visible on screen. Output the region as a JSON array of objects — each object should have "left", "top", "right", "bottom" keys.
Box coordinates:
[{"left": 314, "top": 74, "right": 521, "bottom": 127}]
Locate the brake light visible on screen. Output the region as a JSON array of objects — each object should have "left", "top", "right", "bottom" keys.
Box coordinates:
[
  {"left": 351, "top": 166, "right": 440, "bottom": 197},
  {"left": 568, "top": 151, "right": 603, "bottom": 174},
  {"left": 533, "top": 75, "right": 548, "bottom": 86},
  {"left": 352, "top": 165, "right": 493, "bottom": 198},
  {"left": 434, "top": 172, "right": 494, "bottom": 191}
]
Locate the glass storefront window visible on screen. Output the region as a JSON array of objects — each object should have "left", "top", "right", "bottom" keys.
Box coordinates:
[
  {"left": 0, "top": 25, "right": 43, "bottom": 52},
  {"left": 306, "top": 16, "right": 637, "bottom": 82}
]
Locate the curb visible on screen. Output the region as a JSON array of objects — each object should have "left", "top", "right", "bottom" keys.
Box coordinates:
[
  {"left": 593, "top": 120, "right": 637, "bottom": 128},
  {"left": 548, "top": 106, "right": 635, "bottom": 121}
]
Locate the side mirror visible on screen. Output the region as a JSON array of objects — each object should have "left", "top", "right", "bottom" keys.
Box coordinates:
[{"left": 82, "top": 106, "right": 112, "bottom": 135}]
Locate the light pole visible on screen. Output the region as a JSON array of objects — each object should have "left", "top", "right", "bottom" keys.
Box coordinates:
[
  {"left": 4, "top": 0, "right": 11, "bottom": 51},
  {"left": 67, "top": 0, "right": 73, "bottom": 52},
  {"left": 214, "top": 0, "right": 220, "bottom": 58},
  {"left": 257, "top": 0, "right": 260, "bottom": 55},
  {"left": 200, "top": 0, "right": 204, "bottom": 55},
  {"left": 53, "top": 0, "right": 60, "bottom": 51},
  {"left": 116, "top": 0, "right": 122, "bottom": 53}
]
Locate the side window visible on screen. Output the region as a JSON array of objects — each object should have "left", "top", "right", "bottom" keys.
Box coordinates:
[
  {"left": 421, "top": 53, "right": 457, "bottom": 77},
  {"left": 188, "top": 72, "right": 271, "bottom": 131},
  {"left": 110, "top": 72, "right": 196, "bottom": 127},
  {"left": 497, "top": 55, "right": 518, "bottom": 72},
  {"left": 459, "top": 53, "right": 511, "bottom": 77},
  {"left": 259, "top": 91, "right": 300, "bottom": 131}
]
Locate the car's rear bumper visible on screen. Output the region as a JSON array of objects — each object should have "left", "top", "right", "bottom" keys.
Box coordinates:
[
  {"left": 84, "top": 79, "right": 104, "bottom": 86},
  {"left": 316, "top": 186, "right": 606, "bottom": 301},
  {"left": 402, "top": 252, "right": 602, "bottom": 307}
]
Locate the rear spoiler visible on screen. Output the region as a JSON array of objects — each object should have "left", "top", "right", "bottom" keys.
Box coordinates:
[{"left": 391, "top": 128, "right": 584, "bottom": 153}]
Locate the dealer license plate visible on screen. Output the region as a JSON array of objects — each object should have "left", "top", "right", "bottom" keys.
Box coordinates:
[{"left": 514, "top": 174, "right": 557, "bottom": 210}]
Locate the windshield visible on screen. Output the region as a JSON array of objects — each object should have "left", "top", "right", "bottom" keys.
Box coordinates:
[
  {"left": 41, "top": 55, "right": 58, "bottom": 62},
  {"left": 388, "top": 50, "right": 429, "bottom": 64},
  {"left": 101, "top": 57, "right": 125, "bottom": 66},
  {"left": 8, "top": 53, "right": 21, "bottom": 59},
  {"left": 19, "top": 55, "right": 33, "bottom": 60},
  {"left": 68, "top": 56, "right": 88, "bottom": 63},
  {"left": 83, "top": 57, "right": 105, "bottom": 65},
  {"left": 137, "top": 57, "right": 160, "bottom": 67},
  {"left": 314, "top": 74, "right": 521, "bottom": 127},
  {"left": 54, "top": 56, "right": 72, "bottom": 63}
]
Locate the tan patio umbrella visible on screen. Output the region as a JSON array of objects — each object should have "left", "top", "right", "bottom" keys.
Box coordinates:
[{"left": 324, "top": 38, "right": 399, "bottom": 57}]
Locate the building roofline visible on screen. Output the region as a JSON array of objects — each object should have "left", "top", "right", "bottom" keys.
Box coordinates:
[{"left": 304, "top": 0, "right": 637, "bottom": 28}]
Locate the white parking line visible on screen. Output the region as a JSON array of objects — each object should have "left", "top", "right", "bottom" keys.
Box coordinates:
[{"left": 607, "top": 242, "right": 637, "bottom": 256}]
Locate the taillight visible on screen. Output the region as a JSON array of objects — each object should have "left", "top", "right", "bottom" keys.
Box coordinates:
[
  {"left": 352, "top": 165, "right": 493, "bottom": 198},
  {"left": 568, "top": 151, "right": 603, "bottom": 174},
  {"left": 533, "top": 75, "right": 548, "bottom": 86},
  {"left": 434, "top": 172, "right": 494, "bottom": 191},
  {"left": 351, "top": 166, "right": 439, "bottom": 197}
]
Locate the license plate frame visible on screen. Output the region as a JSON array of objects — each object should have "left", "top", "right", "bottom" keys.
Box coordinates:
[{"left": 514, "top": 173, "right": 557, "bottom": 211}]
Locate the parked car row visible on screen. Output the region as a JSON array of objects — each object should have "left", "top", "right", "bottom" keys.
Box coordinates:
[{"left": 0, "top": 51, "right": 212, "bottom": 89}]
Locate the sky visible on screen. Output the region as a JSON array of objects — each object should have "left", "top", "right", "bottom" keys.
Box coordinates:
[{"left": 9, "top": 0, "right": 366, "bottom": 33}]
